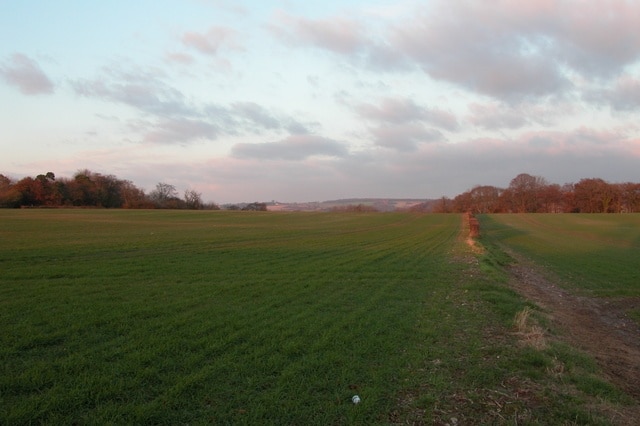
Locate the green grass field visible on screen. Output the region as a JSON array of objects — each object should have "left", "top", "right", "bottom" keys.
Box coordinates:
[
  {"left": 1, "top": 210, "right": 637, "bottom": 424},
  {"left": 479, "top": 214, "right": 640, "bottom": 297}
]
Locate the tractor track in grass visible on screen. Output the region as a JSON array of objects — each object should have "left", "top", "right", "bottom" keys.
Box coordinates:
[{"left": 506, "top": 250, "right": 640, "bottom": 423}]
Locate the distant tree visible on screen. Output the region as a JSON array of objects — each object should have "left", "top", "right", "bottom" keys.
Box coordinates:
[
  {"left": 242, "top": 202, "right": 268, "bottom": 211},
  {"left": 538, "top": 183, "right": 564, "bottom": 213},
  {"left": 12, "top": 177, "right": 37, "bottom": 206},
  {"left": 432, "top": 196, "right": 453, "bottom": 213},
  {"left": 184, "top": 189, "right": 203, "bottom": 210},
  {"left": 68, "top": 170, "right": 98, "bottom": 206},
  {"left": 559, "top": 183, "right": 576, "bottom": 212},
  {"left": 329, "top": 204, "right": 378, "bottom": 212},
  {"left": 507, "top": 173, "right": 548, "bottom": 213},
  {"left": 202, "top": 201, "right": 221, "bottom": 210},
  {"left": 92, "top": 173, "right": 124, "bottom": 208},
  {"left": 0, "top": 174, "right": 10, "bottom": 189},
  {"left": 573, "top": 178, "right": 616, "bottom": 213},
  {"left": 618, "top": 182, "right": 640, "bottom": 213},
  {"left": 452, "top": 190, "right": 473, "bottom": 213},
  {"left": 0, "top": 174, "right": 21, "bottom": 208},
  {"left": 120, "top": 180, "right": 151, "bottom": 208},
  {"left": 452, "top": 186, "right": 503, "bottom": 214},
  {"left": 12, "top": 172, "right": 59, "bottom": 206},
  {"left": 469, "top": 185, "right": 503, "bottom": 213},
  {"left": 150, "top": 182, "right": 179, "bottom": 208}
]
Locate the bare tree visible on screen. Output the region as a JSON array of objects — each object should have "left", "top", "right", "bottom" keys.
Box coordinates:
[
  {"left": 184, "top": 189, "right": 203, "bottom": 210},
  {"left": 150, "top": 182, "right": 178, "bottom": 208}
]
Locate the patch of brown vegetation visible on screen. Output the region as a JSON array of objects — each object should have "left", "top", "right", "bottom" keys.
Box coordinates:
[{"left": 513, "top": 307, "right": 548, "bottom": 350}]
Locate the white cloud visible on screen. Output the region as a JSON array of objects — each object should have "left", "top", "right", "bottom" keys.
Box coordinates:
[
  {"left": 466, "top": 101, "right": 571, "bottom": 130},
  {"left": 350, "top": 97, "right": 456, "bottom": 151},
  {"left": 0, "top": 53, "right": 54, "bottom": 95},
  {"left": 369, "top": 123, "right": 443, "bottom": 152},
  {"left": 72, "top": 66, "right": 192, "bottom": 117},
  {"left": 269, "top": 1, "right": 640, "bottom": 103},
  {"left": 165, "top": 52, "right": 196, "bottom": 65},
  {"left": 269, "top": 12, "right": 367, "bottom": 55},
  {"left": 71, "top": 65, "right": 315, "bottom": 145},
  {"left": 134, "top": 117, "right": 219, "bottom": 145},
  {"left": 267, "top": 10, "right": 410, "bottom": 71},
  {"left": 181, "top": 26, "right": 242, "bottom": 56},
  {"left": 585, "top": 74, "right": 640, "bottom": 111},
  {"left": 231, "top": 134, "right": 349, "bottom": 160},
  {"left": 354, "top": 97, "right": 459, "bottom": 131}
]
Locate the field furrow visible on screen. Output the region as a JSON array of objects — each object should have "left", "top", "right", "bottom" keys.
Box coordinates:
[{"left": 2, "top": 210, "right": 638, "bottom": 424}]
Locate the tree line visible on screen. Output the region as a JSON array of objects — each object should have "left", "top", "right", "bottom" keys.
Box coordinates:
[
  {"left": 0, "top": 170, "right": 219, "bottom": 210},
  {"left": 425, "top": 173, "right": 640, "bottom": 213},
  {"left": 2, "top": 170, "right": 639, "bottom": 213}
]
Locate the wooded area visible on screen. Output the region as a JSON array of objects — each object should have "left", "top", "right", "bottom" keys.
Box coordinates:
[
  {"left": 0, "top": 170, "right": 214, "bottom": 210},
  {"left": 430, "top": 173, "right": 640, "bottom": 213},
  {"left": 1, "top": 170, "right": 638, "bottom": 212}
]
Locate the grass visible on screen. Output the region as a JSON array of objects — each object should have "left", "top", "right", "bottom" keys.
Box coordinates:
[
  {"left": 475, "top": 213, "right": 639, "bottom": 421},
  {"left": 1, "top": 210, "right": 458, "bottom": 424},
  {"left": 1, "top": 210, "right": 637, "bottom": 424},
  {"left": 477, "top": 214, "right": 640, "bottom": 297}
]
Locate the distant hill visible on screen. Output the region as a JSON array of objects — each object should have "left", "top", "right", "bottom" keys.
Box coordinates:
[{"left": 266, "top": 198, "right": 435, "bottom": 212}]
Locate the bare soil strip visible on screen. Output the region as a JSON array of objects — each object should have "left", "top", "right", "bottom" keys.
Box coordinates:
[{"left": 506, "top": 251, "right": 640, "bottom": 421}]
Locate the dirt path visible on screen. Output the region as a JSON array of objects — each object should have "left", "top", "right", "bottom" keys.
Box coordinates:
[{"left": 506, "top": 250, "right": 640, "bottom": 421}]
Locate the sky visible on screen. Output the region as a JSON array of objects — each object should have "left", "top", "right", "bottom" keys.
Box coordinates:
[{"left": 1, "top": 0, "right": 639, "bottom": 203}]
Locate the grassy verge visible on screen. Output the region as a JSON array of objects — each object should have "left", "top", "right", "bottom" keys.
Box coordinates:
[{"left": 472, "top": 214, "right": 639, "bottom": 424}]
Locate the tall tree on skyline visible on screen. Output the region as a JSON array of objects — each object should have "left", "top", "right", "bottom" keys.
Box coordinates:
[{"left": 506, "top": 173, "right": 548, "bottom": 213}]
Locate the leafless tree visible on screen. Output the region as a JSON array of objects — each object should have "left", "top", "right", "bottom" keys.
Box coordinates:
[{"left": 184, "top": 189, "right": 203, "bottom": 210}]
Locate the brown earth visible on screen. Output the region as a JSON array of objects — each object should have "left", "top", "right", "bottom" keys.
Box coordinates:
[{"left": 506, "top": 250, "right": 640, "bottom": 424}]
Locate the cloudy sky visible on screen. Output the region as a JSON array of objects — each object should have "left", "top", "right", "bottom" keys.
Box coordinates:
[{"left": 1, "top": 0, "right": 639, "bottom": 203}]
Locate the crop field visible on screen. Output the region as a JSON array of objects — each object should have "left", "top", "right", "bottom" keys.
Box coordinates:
[
  {"left": 479, "top": 214, "right": 640, "bottom": 298},
  {"left": 1, "top": 210, "right": 638, "bottom": 424}
]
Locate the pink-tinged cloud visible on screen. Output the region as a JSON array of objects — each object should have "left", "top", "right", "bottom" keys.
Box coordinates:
[
  {"left": 165, "top": 52, "right": 195, "bottom": 65},
  {"left": 586, "top": 74, "right": 640, "bottom": 111},
  {"left": 387, "top": 0, "right": 640, "bottom": 101},
  {"left": 391, "top": 2, "right": 568, "bottom": 101},
  {"left": 355, "top": 97, "right": 459, "bottom": 131},
  {"left": 137, "top": 117, "right": 219, "bottom": 145},
  {"left": 610, "top": 76, "right": 640, "bottom": 110},
  {"left": 0, "top": 53, "right": 54, "bottom": 95},
  {"left": 268, "top": 12, "right": 409, "bottom": 71},
  {"left": 554, "top": 0, "right": 640, "bottom": 76},
  {"left": 355, "top": 97, "right": 425, "bottom": 124},
  {"left": 351, "top": 97, "right": 455, "bottom": 151},
  {"left": 518, "top": 126, "right": 631, "bottom": 157},
  {"left": 370, "top": 122, "right": 443, "bottom": 152},
  {"left": 269, "top": 12, "right": 367, "bottom": 55},
  {"left": 466, "top": 101, "right": 573, "bottom": 130},
  {"left": 181, "top": 26, "right": 240, "bottom": 55},
  {"left": 231, "top": 102, "right": 282, "bottom": 130},
  {"left": 231, "top": 134, "right": 348, "bottom": 160},
  {"left": 467, "top": 102, "right": 529, "bottom": 130},
  {"left": 72, "top": 66, "right": 195, "bottom": 117}
]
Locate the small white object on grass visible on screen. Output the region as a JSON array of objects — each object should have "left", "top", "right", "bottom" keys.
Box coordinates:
[{"left": 352, "top": 395, "right": 361, "bottom": 404}]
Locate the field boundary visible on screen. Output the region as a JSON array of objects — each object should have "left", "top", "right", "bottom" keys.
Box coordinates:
[{"left": 503, "top": 248, "right": 640, "bottom": 422}]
